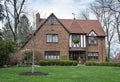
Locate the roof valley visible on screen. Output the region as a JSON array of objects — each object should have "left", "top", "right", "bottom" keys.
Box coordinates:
[{"left": 36, "top": 13, "right": 105, "bottom": 36}]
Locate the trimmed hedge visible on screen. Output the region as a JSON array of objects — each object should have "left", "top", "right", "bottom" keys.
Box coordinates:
[
  {"left": 85, "top": 61, "right": 120, "bottom": 67},
  {"left": 39, "top": 60, "right": 77, "bottom": 66}
]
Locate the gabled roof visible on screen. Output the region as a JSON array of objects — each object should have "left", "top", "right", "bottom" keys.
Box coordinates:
[
  {"left": 59, "top": 19, "right": 106, "bottom": 36},
  {"left": 35, "top": 13, "right": 69, "bottom": 35},
  {"left": 36, "top": 13, "right": 105, "bottom": 36},
  {"left": 78, "top": 20, "right": 105, "bottom": 36}
]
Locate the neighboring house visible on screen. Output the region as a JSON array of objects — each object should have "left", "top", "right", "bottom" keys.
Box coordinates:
[
  {"left": 21, "top": 13, "right": 106, "bottom": 63},
  {"left": 112, "top": 53, "right": 120, "bottom": 62}
]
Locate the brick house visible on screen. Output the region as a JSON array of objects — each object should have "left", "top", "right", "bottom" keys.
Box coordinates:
[
  {"left": 22, "top": 13, "right": 106, "bottom": 63},
  {"left": 112, "top": 53, "right": 120, "bottom": 62}
]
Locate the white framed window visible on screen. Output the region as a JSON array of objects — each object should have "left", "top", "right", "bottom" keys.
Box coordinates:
[
  {"left": 72, "top": 34, "right": 80, "bottom": 47},
  {"left": 45, "top": 51, "right": 60, "bottom": 60},
  {"left": 88, "top": 52, "right": 98, "bottom": 60},
  {"left": 88, "top": 31, "right": 97, "bottom": 45},
  {"left": 88, "top": 36, "right": 97, "bottom": 44},
  {"left": 46, "top": 34, "right": 58, "bottom": 42}
]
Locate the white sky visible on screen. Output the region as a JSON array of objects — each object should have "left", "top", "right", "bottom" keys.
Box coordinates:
[{"left": 27, "top": 0, "right": 96, "bottom": 19}]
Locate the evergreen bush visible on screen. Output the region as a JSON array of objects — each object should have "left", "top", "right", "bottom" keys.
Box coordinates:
[
  {"left": 0, "top": 41, "right": 17, "bottom": 67},
  {"left": 85, "top": 61, "right": 120, "bottom": 67},
  {"left": 39, "top": 60, "right": 77, "bottom": 66}
]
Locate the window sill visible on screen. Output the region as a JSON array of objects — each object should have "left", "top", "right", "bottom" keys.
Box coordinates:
[
  {"left": 87, "top": 59, "right": 99, "bottom": 61},
  {"left": 88, "top": 44, "right": 98, "bottom": 46},
  {"left": 46, "top": 42, "right": 58, "bottom": 44}
]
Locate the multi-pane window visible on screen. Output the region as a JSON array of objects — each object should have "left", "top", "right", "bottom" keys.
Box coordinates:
[
  {"left": 46, "top": 34, "right": 58, "bottom": 42},
  {"left": 88, "top": 31, "right": 97, "bottom": 45},
  {"left": 88, "top": 52, "right": 98, "bottom": 60},
  {"left": 88, "top": 36, "right": 97, "bottom": 44},
  {"left": 45, "top": 51, "right": 60, "bottom": 60},
  {"left": 72, "top": 35, "right": 80, "bottom": 40},
  {"left": 72, "top": 35, "right": 80, "bottom": 44}
]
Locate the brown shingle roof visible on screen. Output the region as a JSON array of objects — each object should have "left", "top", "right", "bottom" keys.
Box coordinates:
[
  {"left": 38, "top": 19, "right": 105, "bottom": 36},
  {"left": 67, "top": 19, "right": 85, "bottom": 34},
  {"left": 59, "top": 19, "right": 105, "bottom": 36},
  {"left": 78, "top": 20, "right": 105, "bottom": 36},
  {"left": 37, "top": 13, "right": 105, "bottom": 36}
]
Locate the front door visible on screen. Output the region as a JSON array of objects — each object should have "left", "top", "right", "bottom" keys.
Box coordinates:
[{"left": 69, "top": 51, "right": 85, "bottom": 64}]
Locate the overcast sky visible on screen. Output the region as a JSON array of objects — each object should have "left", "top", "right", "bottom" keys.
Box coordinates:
[{"left": 27, "top": 0, "right": 95, "bottom": 19}]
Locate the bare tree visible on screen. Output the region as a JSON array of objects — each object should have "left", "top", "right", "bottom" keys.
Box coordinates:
[
  {"left": 91, "top": 0, "right": 115, "bottom": 61},
  {"left": 113, "top": 13, "right": 120, "bottom": 43},
  {"left": 108, "top": 0, "right": 120, "bottom": 43},
  {"left": 1, "top": 22, "right": 13, "bottom": 41},
  {"left": 18, "top": 14, "right": 30, "bottom": 46},
  {"left": 107, "top": 0, "right": 120, "bottom": 13},
  {"left": 98, "top": 0, "right": 120, "bottom": 43},
  {"left": 0, "top": 29, "right": 2, "bottom": 41},
  {"left": 78, "top": 8, "right": 90, "bottom": 20},
  {"left": 4, "top": 0, "right": 26, "bottom": 44},
  {"left": 0, "top": 1, "right": 4, "bottom": 21}
]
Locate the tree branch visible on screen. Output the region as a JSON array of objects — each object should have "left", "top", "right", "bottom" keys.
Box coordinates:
[{"left": 4, "top": 1, "right": 15, "bottom": 38}]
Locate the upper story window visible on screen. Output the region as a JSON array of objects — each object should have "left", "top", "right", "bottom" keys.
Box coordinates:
[
  {"left": 88, "top": 36, "right": 97, "bottom": 44},
  {"left": 88, "top": 31, "right": 97, "bottom": 45},
  {"left": 46, "top": 34, "right": 58, "bottom": 43},
  {"left": 69, "top": 34, "right": 86, "bottom": 48},
  {"left": 72, "top": 34, "right": 80, "bottom": 44}
]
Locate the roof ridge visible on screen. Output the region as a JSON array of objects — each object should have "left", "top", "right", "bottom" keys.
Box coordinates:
[
  {"left": 76, "top": 20, "right": 85, "bottom": 33},
  {"left": 69, "top": 19, "right": 85, "bottom": 33},
  {"left": 68, "top": 19, "right": 74, "bottom": 29}
]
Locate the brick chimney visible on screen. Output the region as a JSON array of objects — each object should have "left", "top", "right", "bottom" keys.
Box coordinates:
[{"left": 36, "top": 13, "right": 40, "bottom": 29}]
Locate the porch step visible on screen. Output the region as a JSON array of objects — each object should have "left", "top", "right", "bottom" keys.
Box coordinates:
[{"left": 77, "top": 64, "right": 85, "bottom": 66}]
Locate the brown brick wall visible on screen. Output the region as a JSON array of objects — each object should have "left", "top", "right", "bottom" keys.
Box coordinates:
[
  {"left": 21, "top": 38, "right": 33, "bottom": 50},
  {"left": 22, "top": 25, "right": 106, "bottom": 62},
  {"left": 87, "top": 37, "right": 106, "bottom": 62},
  {"left": 22, "top": 32, "right": 106, "bottom": 62},
  {"left": 23, "top": 25, "right": 69, "bottom": 59}
]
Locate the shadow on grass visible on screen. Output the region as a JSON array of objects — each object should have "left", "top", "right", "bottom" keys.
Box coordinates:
[{"left": 20, "top": 72, "right": 48, "bottom": 76}]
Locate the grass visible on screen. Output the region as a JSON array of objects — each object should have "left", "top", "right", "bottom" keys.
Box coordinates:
[{"left": 0, "top": 66, "right": 120, "bottom": 82}]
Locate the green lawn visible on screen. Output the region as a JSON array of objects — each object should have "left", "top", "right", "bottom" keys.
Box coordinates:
[{"left": 0, "top": 66, "right": 120, "bottom": 82}]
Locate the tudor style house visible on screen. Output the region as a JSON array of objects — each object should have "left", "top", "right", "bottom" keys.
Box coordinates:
[{"left": 22, "top": 13, "right": 106, "bottom": 63}]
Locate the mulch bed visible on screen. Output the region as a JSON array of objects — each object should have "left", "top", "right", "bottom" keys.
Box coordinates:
[{"left": 20, "top": 72, "right": 48, "bottom": 76}]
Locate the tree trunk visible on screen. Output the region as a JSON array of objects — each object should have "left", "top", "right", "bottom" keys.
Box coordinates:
[{"left": 108, "top": 41, "right": 111, "bottom": 61}]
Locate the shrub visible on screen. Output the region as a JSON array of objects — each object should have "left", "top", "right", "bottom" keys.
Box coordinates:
[
  {"left": 7, "top": 50, "right": 42, "bottom": 66},
  {"left": 39, "top": 60, "right": 77, "bottom": 66},
  {"left": 0, "top": 41, "right": 17, "bottom": 67},
  {"left": 85, "top": 61, "right": 120, "bottom": 67},
  {"left": 24, "top": 50, "right": 42, "bottom": 65},
  {"left": 61, "top": 55, "right": 69, "bottom": 60},
  {"left": 18, "top": 50, "right": 42, "bottom": 65},
  {"left": 85, "top": 61, "right": 98, "bottom": 66}
]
